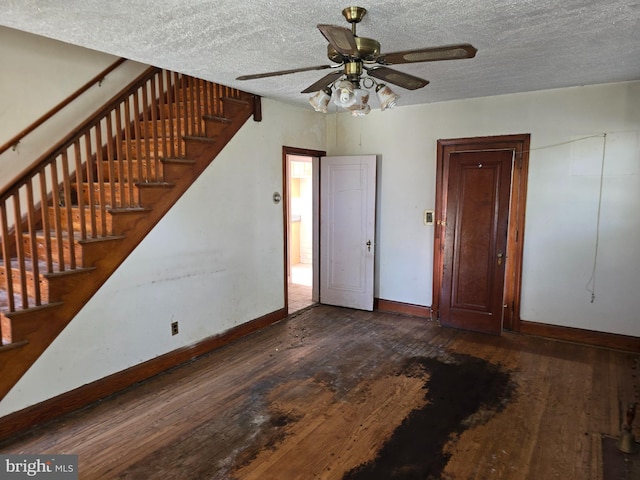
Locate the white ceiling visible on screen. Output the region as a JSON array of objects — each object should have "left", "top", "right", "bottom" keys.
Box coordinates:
[{"left": 2, "top": 0, "right": 639, "bottom": 110}]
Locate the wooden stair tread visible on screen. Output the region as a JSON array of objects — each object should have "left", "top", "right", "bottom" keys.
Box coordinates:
[
  {"left": 222, "top": 96, "right": 250, "bottom": 105},
  {"left": 0, "top": 257, "right": 95, "bottom": 276},
  {"left": 162, "top": 157, "right": 196, "bottom": 164},
  {"left": 74, "top": 181, "right": 174, "bottom": 188},
  {"left": 108, "top": 206, "right": 151, "bottom": 214},
  {"left": 80, "top": 234, "right": 126, "bottom": 244},
  {"left": 0, "top": 340, "right": 28, "bottom": 351},
  {"left": 24, "top": 230, "right": 124, "bottom": 242},
  {"left": 202, "top": 114, "right": 231, "bottom": 123},
  {"left": 0, "top": 73, "right": 257, "bottom": 411},
  {"left": 135, "top": 181, "right": 175, "bottom": 188},
  {"left": 183, "top": 135, "right": 217, "bottom": 143},
  {"left": 50, "top": 205, "right": 149, "bottom": 213}
]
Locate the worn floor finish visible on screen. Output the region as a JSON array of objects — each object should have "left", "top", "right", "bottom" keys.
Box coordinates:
[{"left": 0, "top": 305, "right": 637, "bottom": 479}]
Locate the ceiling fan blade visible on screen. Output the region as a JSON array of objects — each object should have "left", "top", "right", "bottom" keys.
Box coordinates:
[
  {"left": 378, "top": 44, "right": 477, "bottom": 65},
  {"left": 317, "top": 24, "right": 359, "bottom": 57},
  {"left": 366, "top": 67, "right": 429, "bottom": 90},
  {"left": 301, "top": 70, "right": 344, "bottom": 93},
  {"left": 236, "top": 64, "right": 333, "bottom": 81}
]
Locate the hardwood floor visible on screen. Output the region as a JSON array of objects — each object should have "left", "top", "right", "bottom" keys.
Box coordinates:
[{"left": 0, "top": 305, "right": 638, "bottom": 479}]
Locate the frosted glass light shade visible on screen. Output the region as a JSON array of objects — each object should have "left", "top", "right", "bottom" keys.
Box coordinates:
[
  {"left": 347, "top": 88, "right": 371, "bottom": 116},
  {"left": 309, "top": 88, "right": 331, "bottom": 112},
  {"left": 331, "top": 80, "right": 357, "bottom": 108},
  {"left": 376, "top": 84, "right": 399, "bottom": 111}
]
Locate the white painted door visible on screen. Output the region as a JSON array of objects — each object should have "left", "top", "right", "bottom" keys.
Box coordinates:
[{"left": 320, "top": 155, "right": 377, "bottom": 310}]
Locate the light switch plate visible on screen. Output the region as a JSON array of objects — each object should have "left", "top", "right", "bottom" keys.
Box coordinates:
[{"left": 424, "top": 210, "right": 434, "bottom": 226}]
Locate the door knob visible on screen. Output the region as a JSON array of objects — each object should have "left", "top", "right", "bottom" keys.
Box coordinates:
[
  {"left": 366, "top": 240, "right": 372, "bottom": 252},
  {"left": 497, "top": 252, "right": 504, "bottom": 265}
]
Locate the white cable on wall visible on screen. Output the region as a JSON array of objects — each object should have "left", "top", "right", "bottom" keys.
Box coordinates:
[{"left": 585, "top": 133, "right": 607, "bottom": 303}]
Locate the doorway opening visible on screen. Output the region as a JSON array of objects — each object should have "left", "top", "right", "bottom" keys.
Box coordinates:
[{"left": 283, "top": 147, "right": 324, "bottom": 314}]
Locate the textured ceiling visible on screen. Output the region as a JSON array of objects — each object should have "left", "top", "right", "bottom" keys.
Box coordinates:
[{"left": 1, "top": 0, "right": 640, "bottom": 110}]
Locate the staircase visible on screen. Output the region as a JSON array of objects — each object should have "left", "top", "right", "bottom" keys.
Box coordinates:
[{"left": 0, "top": 67, "right": 258, "bottom": 401}]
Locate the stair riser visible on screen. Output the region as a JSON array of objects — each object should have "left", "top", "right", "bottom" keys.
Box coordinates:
[
  {"left": 1, "top": 303, "right": 64, "bottom": 345},
  {"left": 109, "top": 210, "right": 151, "bottom": 236},
  {"left": 136, "top": 121, "right": 186, "bottom": 139},
  {"left": 222, "top": 98, "right": 251, "bottom": 118},
  {"left": 80, "top": 236, "right": 125, "bottom": 268},
  {"left": 22, "top": 236, "right": 83, "bottom": 266},
  {"left": 137, "top": 185, "right": 174, "bottom": 205},
  {"left": 0, "top": 268, "right": 48, "bottom": 305},
  {"left": 171, "top": 87, "right": 216, "bottom": 99},
  {"left": 46, "top": 269, "right": 95, "bottom": 305},
  {"left": 75, "top": 183, "right": 139, "bottom": 208},
  {"left": 122, "top": 139, "right": 183, "bottom": 159},
  {"left": 185, "top": 139, "right": 218, "bottom": 159},
  {"left": 162, "top": 162, "right": 196, "bottom": 183},
  {"left": 204, "top": 118, "right": 230, "bottom": 138},
  {"left": 0, "top": 85, "right": 257, "bottom": 408},
  {"left": 160, "top": 104, "right": 207, "bottom": 120},
  {"left": 49, "top": 207, "right": 113, "bottom": 234},
  {"left": 1, "top": 313, "right": 11, "bottom": 344},
  {"left": 99, "top": 160, "right": 162, "bottom": 182}
]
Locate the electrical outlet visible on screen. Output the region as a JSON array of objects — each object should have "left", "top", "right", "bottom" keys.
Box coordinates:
[{"left": 171, "top": 321, "right": 179, "bottom": 336}]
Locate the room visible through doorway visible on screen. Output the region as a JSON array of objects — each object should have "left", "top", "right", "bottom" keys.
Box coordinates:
[{"left": 286, "top": 153, "right": 317, "bottom": 313}]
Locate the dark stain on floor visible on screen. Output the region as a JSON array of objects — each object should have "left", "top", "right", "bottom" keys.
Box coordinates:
[{"left": 342, "top": 353, "right": 516, "bottom": 480}]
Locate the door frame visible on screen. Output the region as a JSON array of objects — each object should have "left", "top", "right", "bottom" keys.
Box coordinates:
[
  {"left": 433, "top": 134, "right": 530, "bottom": 332},
  {"left": 282, "top": 146, "right": 326, "bottom": 314}
]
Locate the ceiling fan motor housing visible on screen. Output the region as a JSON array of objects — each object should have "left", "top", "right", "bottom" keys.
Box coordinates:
[
  {"left": 343, "top": 61, "right": 363, "bottom": 84},
  {"left": 327, "top": 37, "right": 381, "bottom": 63}
]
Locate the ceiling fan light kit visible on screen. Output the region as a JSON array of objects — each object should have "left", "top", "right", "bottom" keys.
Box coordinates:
[
  {"left": 332, "top": 80, "right": 357, "bottom": 107},
  {"left": 309, "top": 88, "right": 332, "bottom": 113},
  {"left": 376, "top": 84, "right": 399, "bottom": 111},
  {"left": 237, "top": 6, "right": 477, "bottom": 115}
]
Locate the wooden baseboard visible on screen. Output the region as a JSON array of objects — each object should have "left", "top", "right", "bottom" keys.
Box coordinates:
[
  {"left": 375, "top": 298, "right": 432, "bottom": 319},
  {"left": 375, "top": 298, "right": 638, "bottom": 352},
  {"left": 520, "top": 320, "right": 640, "bottom": 353},
  {"left": 0, "top": 307, "right": 287, "bottom": 443}
]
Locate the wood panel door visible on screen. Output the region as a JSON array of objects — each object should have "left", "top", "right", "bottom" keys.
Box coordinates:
[
  {"left": 440, "top": 150, "right": 513, "bottom": 335},
  {"left": 320, "top": 155, "right": 377, "bottom": 311},
  {"left": 434, "top": 134, "right": 530, "bottom": 335}
]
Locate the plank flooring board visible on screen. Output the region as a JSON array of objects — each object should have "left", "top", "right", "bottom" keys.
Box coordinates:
[
  {"left": 442, "top": 333, "right": 521, "bottom": 479},
  {"left": 0, "top": 305, "right": 637, "bottom": 480},
  {"left": 530, "top": 343, "right": 587, "bottom": 478}
]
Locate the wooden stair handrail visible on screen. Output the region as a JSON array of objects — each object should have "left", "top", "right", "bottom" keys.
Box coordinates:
[
  {"left": 0, "top": 65, "right": 159, "bottom": 203},
  {"left": 0, "top": 57, "right": 128, "bottom": 157},
  {"left": 0, "top": 86, "right": 257, "bottom": 436},
  {"left": 0, "top": 66, "right": 249, "bottom": 317}
]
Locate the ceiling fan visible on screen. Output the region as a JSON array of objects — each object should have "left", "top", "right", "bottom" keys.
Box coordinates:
[{"left": 236, "top": 6, "right": 477, "bottom": 114}]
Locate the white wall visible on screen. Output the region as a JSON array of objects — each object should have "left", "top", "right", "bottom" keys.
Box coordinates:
[
  {"left": 0, "top": 27, "right": 148, "bottom": 182},
  {"left": 0, "top": 98, "right": 325, "bottom": 416},
  {"left": 327, "top": 81, "right": 640, "bottom": 337}
]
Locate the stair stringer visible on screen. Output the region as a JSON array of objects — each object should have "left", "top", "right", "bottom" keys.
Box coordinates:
[{"left": 0, "top": 94, "right": 256, "bottom": 402}]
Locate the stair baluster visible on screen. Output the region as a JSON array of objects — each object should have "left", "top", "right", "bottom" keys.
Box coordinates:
[{"left": 0, "top": 67, "right": 257, "bottom": 413}]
